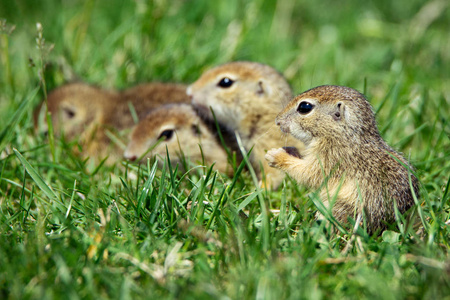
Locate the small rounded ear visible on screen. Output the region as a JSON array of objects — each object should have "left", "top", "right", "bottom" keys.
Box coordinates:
[
  {"left": 331, "top": 102, "right": 345, "bottom": 121},
  {"left": 191, "top": 124, "right": 201, "bottom": 136},
  {"left": 256, "top": 80, "right": 272, "bottom": 96}
]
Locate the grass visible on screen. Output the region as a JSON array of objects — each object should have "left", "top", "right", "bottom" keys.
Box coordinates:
[{"left": 1, "top": 0, "right": 449, "bottom": 299}]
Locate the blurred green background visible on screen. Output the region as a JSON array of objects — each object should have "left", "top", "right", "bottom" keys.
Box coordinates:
[{"left": 2, "top": 0, "right": 448, "bottom": 89}]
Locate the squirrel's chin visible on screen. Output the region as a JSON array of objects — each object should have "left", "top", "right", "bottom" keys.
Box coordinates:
[{"left": 192, "top": 103, "right": 212, "bottom": 119}]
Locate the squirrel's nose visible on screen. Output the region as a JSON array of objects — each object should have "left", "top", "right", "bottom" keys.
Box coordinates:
[{"left": 124, "top": 151, "right": 137, "bottom": 161}]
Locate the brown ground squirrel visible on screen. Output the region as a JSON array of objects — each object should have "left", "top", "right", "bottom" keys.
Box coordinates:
[
  {"left": 265, "top": 85, "right": 419, "bottom": 234},
  {"left": 34, "top": 82, "right": 190, "bottom": 162},
  {"left": 34, "top": 82, "right": 125, "bottom": 161},
  {"left": 34, "top": 82, "right": 120, "bottom": 141},
  {"left": 188, "top": 61, "right": 304, "bottom": 189},
  {"left": 124, "top": 103, "right": 230, "bottom": 174}
]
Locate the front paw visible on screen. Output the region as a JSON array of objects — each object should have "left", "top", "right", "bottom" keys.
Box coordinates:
[{"left": 265, "top": 148, "right": 287, "bottom": 168}]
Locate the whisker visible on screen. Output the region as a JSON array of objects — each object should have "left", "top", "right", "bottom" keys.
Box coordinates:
[
  {"left": 275, "top": 130, "right": 290, "bottom": 147},
  {"left": 254, "top": 123, "right": 277, "bottom": 142},
  {"left": 254, "top": 122, "right": 292, "bottom": 149}
]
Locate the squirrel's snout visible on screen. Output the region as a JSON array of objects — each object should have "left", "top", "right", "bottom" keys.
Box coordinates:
[
  {"left": 124, "top": 151, "right": 137, "bottom": 162},
  {"left": 276, "top": 117, "right": 291, "bottom": 134},
  {"left": 275, "top": 116, "right": 281, "bottom": 126}
]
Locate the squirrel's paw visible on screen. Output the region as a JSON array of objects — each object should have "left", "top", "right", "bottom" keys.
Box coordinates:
[{"left": 265, "top": 148, "right": 287, "bottom": 168}]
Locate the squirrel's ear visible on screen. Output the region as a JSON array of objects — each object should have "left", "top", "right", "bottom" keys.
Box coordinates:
[
  {"left": 331, "top": 101, "right": 345, "bottom": 121},
  {"left": 256, "top": 80, "right": 272, "bottom": 96},
  {"left": 191, "top": 124, "right": 201, "bottom": 136}
]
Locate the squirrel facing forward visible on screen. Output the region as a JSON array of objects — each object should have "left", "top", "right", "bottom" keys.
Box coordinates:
[
  {"left": 124, "top": 103, "right": 231, "bottom": 174},
  {"left": 188, "top": 61, "right": 304, "bottom": 189},
  {"left": 265, "top": 85, "right": 419, "bottom": 234}
]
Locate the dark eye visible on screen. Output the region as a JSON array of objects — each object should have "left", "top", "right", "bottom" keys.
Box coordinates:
[
  {"left": 297, "top": 101, "right": 314, "bottom": 114},
  {"left": 158, "top": 129, "right": 174, "bottom": 140},
  {"left": 63, "top": 107, "right": 76, "bottom": 119},
  {"left": 217, "top": 77, "right": 234, "bottom": 88}
]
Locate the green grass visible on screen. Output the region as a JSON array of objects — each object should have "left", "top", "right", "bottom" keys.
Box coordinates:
[{"left": 1, "top": 0, "right": 449, "bottom": 299}]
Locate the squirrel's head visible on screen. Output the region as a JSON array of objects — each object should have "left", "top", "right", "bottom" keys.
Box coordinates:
[
  {"left": 187, "top": 61, "right": 292, "bottom": 131},
  {"left": 276, "top": 85, "right": 379, "bottom": 145},
  {"left": 34, "top": 83, "right": 116, "bottom": 140},
  {"left": 124, "top": 104, "right": 214, "bottom": 165}
]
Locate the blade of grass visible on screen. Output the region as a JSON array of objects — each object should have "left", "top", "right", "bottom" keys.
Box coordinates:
[
  {"left": 149, "top": 160, "right": 167, "bottom": 225},
  {"left": 65, "top": 180, "right": 77, "bottom": 219},
  {"left": 0, "top": 87, "right": 39, "bottom": 153},
  {"left": 137, "top": 161, "right": 158, "bottom": 218},
  {"left": 13, "top": 148, "right": 57, "bottom": 201},
  {"left": 235, "top": 132, "right": 270, "bottom": 252},
  {"left": 237, "top": 192, "right": 258, "bottom": 212},
  {"left": 441, "top": 175, "right": 450, "bottom": 210},
  {"left": 394, "top": 122, "right": 427, "bottom": 149}
]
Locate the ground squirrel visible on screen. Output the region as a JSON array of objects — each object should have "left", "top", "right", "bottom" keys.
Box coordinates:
[
  {"left": 265, "top": 85, "right": 419, "bottom": 233},
  {"left": 34, "top": 82, "right": 190, "bottom": 162},
  {"left": 34, "top": 82, "right": 120, "bottom": 140},
  {"left": 187, "top": 61, "right": 304, "bottom": 189},
  {"left": 34, "top": 82, "right": 125, "bottom": 161},
  {"left": 124, "top": 103, "right": 230, "bottom": 174}
]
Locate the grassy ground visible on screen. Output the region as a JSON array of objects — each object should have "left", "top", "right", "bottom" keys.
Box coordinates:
[{"left": 1, "top": 0, "right": 449, "bottom": 299}]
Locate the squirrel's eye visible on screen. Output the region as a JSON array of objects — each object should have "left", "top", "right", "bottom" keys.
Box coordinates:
[
  {"left": 63, "top": 107, "right": 76, "bottom": 119},
  {"left": 297, "top": 101, "right": 314, "bottom": 114},
  {"left": 217, "top": 77, "right": 234, "bottom": 88},
  {"left": 158, "top": 129, "right": 174, "bottom": 140}
]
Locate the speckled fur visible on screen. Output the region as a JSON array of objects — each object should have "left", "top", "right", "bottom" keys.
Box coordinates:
[
  {"left": 124, "top": 104, "right": 230, "bottom": 174},
  {"left": 188, "top": 61, "right": 304, "bottom": 189},
  {"left": 265, "top": 85, "right": 419, "bottom": 233}
]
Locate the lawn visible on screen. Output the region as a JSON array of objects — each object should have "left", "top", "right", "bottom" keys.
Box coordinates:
[{"left": 0, "top": 0, "right": 449, "bottom": 299}]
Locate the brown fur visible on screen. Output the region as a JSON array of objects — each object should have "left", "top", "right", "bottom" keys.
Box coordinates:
[
  {"left": 119, "top": 83, "right": 189, "bottom": 123},
  {"left": 265, "top": 85, "right": 419, "bottom": 234},
  {"left": 188, "top": 61, "right": 304, "bottom": 189},
  {"left": 124, "top": 104, "right": 230, "bottom": 174},
  {"left": 34, "top": 83, "right": 123, "bottom": 161},
  {"left": 34, "top": 82, "right": 190, "bottom": 162},
  {"left": 34, "top": 83, "right": 119, "bottom": 139}
]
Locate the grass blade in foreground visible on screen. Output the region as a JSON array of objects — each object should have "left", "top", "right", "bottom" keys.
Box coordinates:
[
  {"left": 13, "top": 148, "right": 57, "bottom": 201},
  {"left": 0, "top": 87, "right": 39, "bottom": 153}
]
